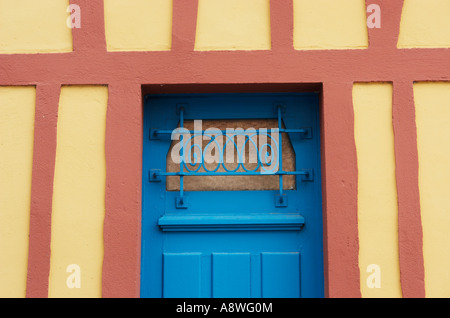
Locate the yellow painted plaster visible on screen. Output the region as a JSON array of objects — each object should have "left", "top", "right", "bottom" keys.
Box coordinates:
[
  {"left": 0, "top": 0, "right": 72, "bottom": 54},
  {"left": 414, "top": 82, "right": 450, "bottom": 297},
  {"left": 104, "top": 0, "right": 173, "bottom": 51},
  {"left": 398, "top": 0, "right": 450, "bottom": 48},
  {"left": 48, "top": 86, "right": 108, "bottom": 298},
  {"left": 353, "top": 83, "right": 402, "bottom": 298},
  {"left": 293, "top": 0, "right": 368, "bottom": 50},
  {"left": 195, "top": 0, "right": 271, "bottom": 51},
  {"left": 0, "top": 86, "right": 36, "bottom": 297}
]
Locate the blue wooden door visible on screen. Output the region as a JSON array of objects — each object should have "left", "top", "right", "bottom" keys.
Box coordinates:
[{"left": 141, "top": 93, "right": 324, "bottom": 298}]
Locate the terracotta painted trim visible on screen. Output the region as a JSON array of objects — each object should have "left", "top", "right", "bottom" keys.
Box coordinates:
[
  {"left": 2, "top": 50, "right": 450, "bottom": 86},
  {"left": 172, "top": 0, "right": 199, "bottom": 52},
  {"left": 270, "top": 0, "right": 294, "bottom": 52},
  {"left": 102, "top": 82, "right": 143, "bottom": 298},
  {"left": 26, "top": 84, "right": 61, "bottom": 298},
  {"left": 392, "top": 81, "right": 425, "bottom": 298},
  {"left": 366, "top": 0, "right": 404, "bottom": 50},
  {"left": 321, "top": 81, "right": 361, "bottom": 298},
  {"left": 70, "top": 0, "right": 106, "bottom": 53}
]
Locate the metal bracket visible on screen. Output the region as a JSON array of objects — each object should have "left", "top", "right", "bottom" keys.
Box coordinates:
[
  {"left": 275, "top": 194, "right": 288, "bottom": 207},
  {"left": 300, "top": 169, "right": 314, "bottom": 182},
  {"left": 176, "top": 103, "right": 188, "bottom": 116},
  {"left": 176, "top": 196, "right": 188, "bottom": 209},
  {"left": 149, "top": 169, "right": 162, "bottom": 182},
  {"left": 299, "top": 127, "right": 313, "bottom": 139},
  {"left": 149, "top": 128, "right": 160, "bottom": 140},
  {"left": 273, "top": 102, "right": 286, "bottom": 114}
]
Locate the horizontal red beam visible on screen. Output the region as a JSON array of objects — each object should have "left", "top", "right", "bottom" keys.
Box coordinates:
[{"left": 1, "top": 49, "right": 449, "bottom": 86}]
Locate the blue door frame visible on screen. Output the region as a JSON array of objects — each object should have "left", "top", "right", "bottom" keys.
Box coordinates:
[{"left": 141, "top": 93, "right": 324, "bottom": 298}]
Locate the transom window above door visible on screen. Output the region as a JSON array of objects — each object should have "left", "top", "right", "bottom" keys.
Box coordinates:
[
  {"left": 165, "top": 118, "right": 297, "bottom": 192},
  {"left": 148, "top": 97, "right": 315, "bottom": 209}
]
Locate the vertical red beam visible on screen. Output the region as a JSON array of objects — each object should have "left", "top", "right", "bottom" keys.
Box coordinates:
[
  {"left": 321, "top": 82, "right": 361, "bottom": 298},
  {"left": 172, "top": 0, "right": 199, "bottom": 52},
  {"left": 69, "top": 0, "right": 106, "bottom": 53},
  {"left": 366, "top": 0, "right": 425, "bottom": 297},
  {"left": 366, "top": 0, "right": 404, "bottom": 50},
  {"left": 392, "top": 82, "right": 425, "bottom": 298},
  {"left": 102, "top": 82, "right": 143, "bottom": 298},
  {"left": 26, "top": 84, "right": 61, "bottom": 298},
  {"left": 270, "top": 0, "right": 294, "bottom": 51}
]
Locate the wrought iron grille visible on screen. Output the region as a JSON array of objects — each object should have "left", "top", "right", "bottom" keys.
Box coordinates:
[{"left": 149, "top": 105, "right": 314, "bottom": 208}]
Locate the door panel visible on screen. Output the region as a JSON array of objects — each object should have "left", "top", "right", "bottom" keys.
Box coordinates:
[
  {"left": 163, "top": 253, "right": 202, "bottom": 298},
  {"left": 212, "top": 253, "right": 251, "bottom": 298},
  {"left": 141, "top": 93, "right": 324, "bottom": 298},
  {"left": 261, "top": 253, "right": 301, "bottom": 298}
]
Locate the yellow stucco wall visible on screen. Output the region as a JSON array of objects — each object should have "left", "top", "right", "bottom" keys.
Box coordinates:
[
  {"left": 398, "top": 0, "right": 450, "bottom": 48},
  {"left": 293, "top": 0, "right": 368, "bottom": 50},
  {"left": 0, "top": 86, "right": 36, "bottom": 298},
  {"left": 104, "top": 0, "right": 369, "bottom": 52},
  {"left": 414, "top": 82, "right": 450, "bottom": 298},
  {"left": 104, "top": 0, "right": 173, "bottom": 51},
  {"left": 0, "top": 0, "right": 72, "bottom": 54},
  {"left": 0, "top": 0, "right": 376, "bottom": 54},
  {"left": 2, "top": 0, "right": 450, "bottom": 53},
  {"left": 353, "top": 83, "right": 402, "bottom": 298},
  {"left": 195, "top": 0, "right": 271, "bottom": 51},
  {"left": 48, "top": 86, "right": 108, "bottom": 298}
]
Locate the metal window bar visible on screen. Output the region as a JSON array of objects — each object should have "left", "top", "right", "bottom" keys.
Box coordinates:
[
  {"left": 179, "top": 106, "right": 185, "bottom": 206},
  {"left": 149, "top": 105, "right": 314, "bottom": 208}
]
